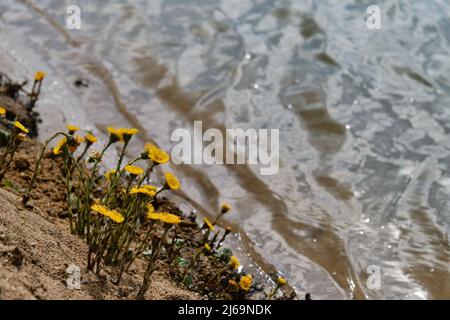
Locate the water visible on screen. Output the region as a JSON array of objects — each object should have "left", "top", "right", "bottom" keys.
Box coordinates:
[{"left": 1, "top": 0, "right": 450, "bottom": 299}]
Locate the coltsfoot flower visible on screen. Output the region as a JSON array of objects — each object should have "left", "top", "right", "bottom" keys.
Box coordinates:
[
  {"left": 118, "top": 128, "right": 138, "bottom": 142},
  {"left": 164, "top": 172, "right": 180, "bottom": 190},
  {"left": 130, "top": 187, "right": 156, "bottom": 197},
  {"left": 147, "top": 203, "right": 155, "bottom": 213},
  {"left": 147, "top": 212, "right": 182, "bottom": 224},
  {"left": 124, "top": 165, "right": 144, "bottom": 176},
  {"left": 229, "top": 255, "right": 240, "bottom": 270},
  {"left": 144, "top": 143, "right": 170, "bottom": 164},
  {"left": 91, "top": 204, "right": 124, "bottom": 223},
  {"left": 66, "top": 125, "right": 79, "bottom": 134},
  {"left": 53, "top": 137, "right": 68, "bottom": 155},
  {"left": 239, "top": 274, "right": 253, "bottom": 291},
  {"left": 107, "top": 127, "right": 122, "bottom": 143},
  {"left": 203, "top": 217, "right": 214, "bottom": 231},
  {"left": 69, "top": 135, "right": 84, "bottom": 152},
  {"left": 221, "top": 203, "right": 231, "bottom": 214},
  {"left": 105, "top": 169, "right": 116, "bottom": 181},
  {"left": 12, "top": 121, "right": 29, "bottom": 134},
  {"left": 142, "top": 185, "right": 157, "bottom": 193},
  {"left": 34, "top": 71, "right": 46, "bottom": 81},
  {"left": 85, "top": 133, "right": 97, "bottom": 144},
  {"left": 0, "top": 106, "right": 6, "bottom": 116},
  {"left": 277, "top": 276, "right": 287, "bottom": 286},
  {"left": 107, "top": 127, "right": 138, "bottom": 143}
]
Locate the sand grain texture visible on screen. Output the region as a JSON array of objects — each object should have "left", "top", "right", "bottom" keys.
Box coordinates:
[{"left": 0, "top": 188, "right": 199, "bottom": 300}]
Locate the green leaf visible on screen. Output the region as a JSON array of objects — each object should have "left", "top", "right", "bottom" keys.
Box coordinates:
[
  {"left": 177, "top": 257, "right": 188, "bottom": 267},
  {"left": 183, "top": 275, "right": 192, "bottom": 286}
]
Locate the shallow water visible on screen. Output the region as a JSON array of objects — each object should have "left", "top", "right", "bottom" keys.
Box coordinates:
[{"left": 1, "top": 0, "right": 450, "bottom": 299}]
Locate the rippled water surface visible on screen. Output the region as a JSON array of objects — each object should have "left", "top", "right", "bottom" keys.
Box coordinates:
[{"left": 1, "top": 0, "right": 450, "bottom": 299}]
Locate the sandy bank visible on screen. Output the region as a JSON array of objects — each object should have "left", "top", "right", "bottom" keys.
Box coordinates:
[{"left": 0, "top": 188, "right": 199, "bottom": 300}]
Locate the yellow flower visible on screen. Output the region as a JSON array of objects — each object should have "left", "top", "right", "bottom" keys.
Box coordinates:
[
  {"left": 239, "top": 274, "right": 253, "bottom": 291},
  {"left": 142, "top": 185, "right": 158, "bottom": 193},
  {"left": 147, "top": 203, "right": 155, "bottom": 213},
  {"left": 277, "top": 277, "right": 287, "bottom": 286},
  {"left": 204, "top": 243, "right": 211, "bottom": 251},
  {"left": 85, "top": 133, "right": 97, "bottom": 144},
  {"left": 0, "top": 106, "right": 6, "bottom": 116},
  {"left": 229, "top": 255, "right": 240, "bottom": 270},
  {"left": 118, "top": 128, "right": 138, "bottom": 142},
  {"left": 91, "top": 204, "right": 124, "bottom": 223},
  {"left": 35, "top": 71, "right": 46, "bottom": 81},
  {"left": 124, "top": 165, "right": 144, "bottom": 176},
  {"left": 66, "top": 124, "right": 79, "bottom": 134},
  {"left": 130, "top": 187, "right": 156, "bottom": 197},
  {"left": 221, "top": 203, "right": 231, "bottom": 214},
  {"left": 107, "top": 127, "right": 122, "bottom": 143},
  {"left": 107, "top": 127, "right": 138, "bottom": 143},
  {"left": 53, "top": 137, "right": 67, "bottom": 155},
  {"left": 74, "top": 134, "right": 84, "bottom": 144},
  {"left": 147, "top": 212, "right": 181, "bottom": 224},
  {"left": 203, "top": 217, "right": 214, "bottom": 231},
  {"left": 164, "top": 172, "right": 180, "bottom": 190},
  {"left": 12, "top": 121, "right": 29, "bottom": 133},
  {"left": 68, "top": 135, "right": 84, "bottom": 153},
  {"left": 105, "top": 169, "right": 116, "bottom": 181},
  {"left": 144, "top": 143, "right": 170, "bottom": 164}
]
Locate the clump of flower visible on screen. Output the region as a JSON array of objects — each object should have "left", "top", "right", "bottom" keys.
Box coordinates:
[
  {"left": 19, "top": 120, "right": 259, "bottom": 301},
  {"left": 29, "top": 71, "right": 46, "bottom": 107},
  {"left": 0, "top": 119, "right": 29, "bottom": 181}
]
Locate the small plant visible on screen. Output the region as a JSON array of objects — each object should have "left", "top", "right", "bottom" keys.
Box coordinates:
[{"left": 0, "top": 108, "right": 29, "bottom": 181}]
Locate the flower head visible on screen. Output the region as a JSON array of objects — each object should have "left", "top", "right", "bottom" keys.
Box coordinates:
[
  {"left": 124, "top": 165, "right": 144, "bottom": 176},
  {"left": 107, "top": 127, "right": 138, "bottom": 143},
  {"left": 69, "top": 135, "right": 84, "bottom": 152},
  {"left": 12, "top": 121, "right": 29, "bottom": 134},
  {"left": 164, "top": 172, "right": 180, "bottom": 190},
  {"left": 147, "top": 212, "right": 181, "bottom": 224},
  {"left": 105, "top": 169, "right": 116, "bottom": 181},
  {"left": 85, "top": 133, "right": 97, "bottom": 144},
  {"left": 204, "top": 243, "right": 211, "bottom": 252},
  {"left": 203, "top": 217, "right": 214, "bottom": 231},
  {"left": 66, "top": 125, "right": 79, "bottom": 134},
  {"left": 144, "top": 143, "right": 170, "bottom": 164},
  {"left": 221, "top": 203, "right": 231, "bottom": 214},
  {"left": 277, "top": 277, "right": 287, "bottom": 286},
  {"left": 118, "top": 128, "right": 138, "bottom": 142},
  {"left": 91, "top": 204, "right": 124, "bottom": 223},
  {"left": 35, "top": 71, "right": 46, "bottom": 81},
  {"left": 0, "top": 106, "right": 6, "bottom": 116},
  {"left": 142, "top": 185, "right": 158, "bottom": 193},
  {"left": 130, "top": 187, "right": 156, "bottom": 197},
  {"left": 53, "top": 137, "right": 67, "bottom": 155},
  {"left": 229, "top": 255, "right": 240, "bottom": 270},
  {"left": 239, "top": 274, "right": 253, "bottom": 291},
  {"left": 147, "top": 203, "right": 155, "bottom": 214},
  {"left": 107, "top": 127, "right": 122, "bottom": 143}
]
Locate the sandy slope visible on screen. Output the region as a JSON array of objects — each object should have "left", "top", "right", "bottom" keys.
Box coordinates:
[{"left": 0, "top": 188, "right": 199, "bottom": 300}]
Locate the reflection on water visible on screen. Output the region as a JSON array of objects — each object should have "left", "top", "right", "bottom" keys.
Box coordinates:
[{"left": 1, "top": 0, "right": 450, "bottom": 299}]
